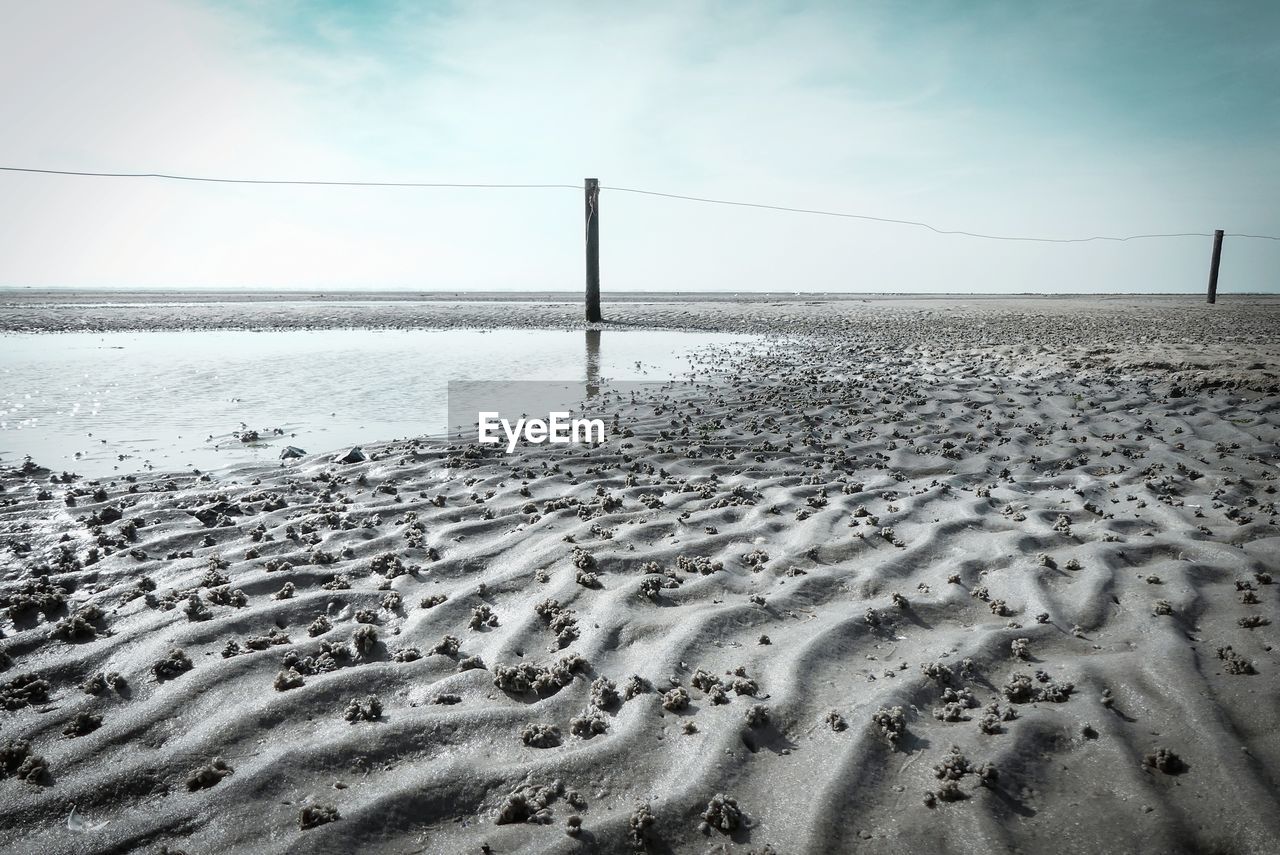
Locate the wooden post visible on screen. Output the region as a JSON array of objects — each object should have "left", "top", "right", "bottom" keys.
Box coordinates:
[
  {"left": 1206, "top": 229, "right": 1224, "bottom": 304},
  {"left": 585, "top": 178, "right": 601, "bottom": 322}
]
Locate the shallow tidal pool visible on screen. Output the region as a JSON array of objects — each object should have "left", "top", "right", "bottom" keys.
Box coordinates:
[{"left": 0, "top": 328, "right": 755, "bottom": 478}]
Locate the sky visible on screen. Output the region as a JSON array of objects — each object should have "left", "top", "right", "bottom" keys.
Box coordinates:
[{"left": 0, "top": 0, "right": 1276, "bottom": 293}]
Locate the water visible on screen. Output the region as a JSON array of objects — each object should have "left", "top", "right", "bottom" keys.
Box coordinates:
[{"left": 0, "top": 329, "right": 754, "bottom": 478}]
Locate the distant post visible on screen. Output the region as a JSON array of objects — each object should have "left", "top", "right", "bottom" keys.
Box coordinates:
[
  {"left": 585, "top": 178, "right": 601, "bottom": 322},
  {"left": 1206, "top": 228, "right": 1224, "bottom": 304}
]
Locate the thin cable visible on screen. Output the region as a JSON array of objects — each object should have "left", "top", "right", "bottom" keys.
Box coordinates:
[
  {"left": 603, "top": 185, "right": 1280, "bottom": 244},
  {"left": 3, "top": 164, "right": 1277, "bottom": 242},
  {"left": 0, "top": 165, "right": 578, "bottom": 190},
  {"left": 604, "top": 184, "right": 1223, "bottom": 243}
]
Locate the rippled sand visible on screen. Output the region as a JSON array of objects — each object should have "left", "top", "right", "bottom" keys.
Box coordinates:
[{"left": 1, "top": 295, "right": 1277, "bottom": 854}]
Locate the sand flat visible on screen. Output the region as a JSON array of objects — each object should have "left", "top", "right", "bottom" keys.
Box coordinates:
[{"left": 0, "top": 294, "right": 1277, "bottom": 854}]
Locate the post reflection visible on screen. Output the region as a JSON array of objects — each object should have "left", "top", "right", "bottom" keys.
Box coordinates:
[{"left": 585, "top": 329, "right": 600, "bottom": 398}]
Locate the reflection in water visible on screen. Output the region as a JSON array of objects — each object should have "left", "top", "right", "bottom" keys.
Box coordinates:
[{"left": 585, "top": 329, "right": 601, "bottom": 398}]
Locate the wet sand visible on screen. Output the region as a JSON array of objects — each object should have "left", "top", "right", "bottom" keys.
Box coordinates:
[{"left": 1, "top": 294, "right": 1278, "bottom": 854}]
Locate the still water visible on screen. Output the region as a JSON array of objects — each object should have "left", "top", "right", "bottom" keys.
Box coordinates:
[{"left": 0, "top": 329, "right": 753, "bottom": 478}]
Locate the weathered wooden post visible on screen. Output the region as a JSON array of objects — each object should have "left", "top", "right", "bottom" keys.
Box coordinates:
[
  {"left": 585, "top": 178, "right": 601, "bottom": 322},
  {"left": 1206, "top": 229, "right": 1224, "bottom": 304}
]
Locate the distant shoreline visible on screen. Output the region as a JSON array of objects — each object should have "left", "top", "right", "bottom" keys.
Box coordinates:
[
  {"left": 3, "top": 292, "right": 1279, "bottom": 346},
  {"left": 2, "top": 288, "right": 1278, "bottom": 306}
]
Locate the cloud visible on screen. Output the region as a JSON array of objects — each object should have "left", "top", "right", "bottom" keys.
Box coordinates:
[{"left": 0, "top": 0, "right": 1275, "bottom": 292}]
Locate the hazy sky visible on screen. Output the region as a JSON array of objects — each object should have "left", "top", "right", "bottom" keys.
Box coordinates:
[{"left": 0, "top": 0, "right": 1276, "bottom": 293}]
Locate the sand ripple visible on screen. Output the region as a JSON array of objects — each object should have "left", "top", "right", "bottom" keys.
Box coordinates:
[{"left": 1, "top": 310, "right": 1278, "bottom": 853}]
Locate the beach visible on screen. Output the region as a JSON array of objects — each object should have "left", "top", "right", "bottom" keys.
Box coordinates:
[{"left": 1, "top": 293, "right": 1278, "bottom": 854}]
